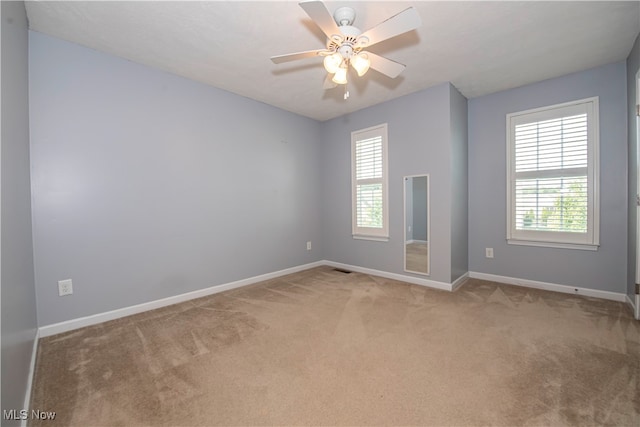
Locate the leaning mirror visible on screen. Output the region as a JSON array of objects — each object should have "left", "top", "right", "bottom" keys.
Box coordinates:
[{"left": 404, "top": 175, "right": 430, "bottom": 275}]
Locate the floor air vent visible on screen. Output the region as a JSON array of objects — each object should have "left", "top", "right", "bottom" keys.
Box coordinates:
[{"left": 333, "top": 268, "right": 352, "bottom": 274}]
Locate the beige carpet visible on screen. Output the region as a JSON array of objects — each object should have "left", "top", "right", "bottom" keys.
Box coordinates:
[{"left": 30, "top": 266, "right": 639, "bottom": 426}]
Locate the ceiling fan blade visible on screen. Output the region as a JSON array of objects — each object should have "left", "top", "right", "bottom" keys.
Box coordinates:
[
  {"left": 359, "top": 7, "right": 421, "bottom": 47},
  {"left": 270, "top": 49, "right": 327, "bottom": 64},
  {"left": 299, "top": 0, "right": 342, "bottom": 41},
  {"left": 367, "top": 52, "right": 406, "bottom": 79},
  {"left": 323, "top": 74, "right": 337, "bottom": 90}
]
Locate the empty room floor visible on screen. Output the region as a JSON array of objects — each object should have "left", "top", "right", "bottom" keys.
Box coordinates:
[{"left": 29, "top": 266, "right": 639, "bottom": 426}]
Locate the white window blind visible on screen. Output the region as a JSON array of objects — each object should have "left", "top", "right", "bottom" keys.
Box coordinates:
[
  {"left": 352, "top": 124, "right": 389, "bottom": 240},
  {"left": 507, "top": 98, "right": 599, "bottom": 250}
]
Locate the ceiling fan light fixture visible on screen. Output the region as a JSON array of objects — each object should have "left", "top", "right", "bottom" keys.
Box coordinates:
[
  {"left": 332, "top": 65, "right": 348, "bottom": 85},
  {"left": 323, "top": 52, "right": 343, "bottom": 74},
  {"left": 351, "top": 52, "right": 370, "bottom": 77},
  {"left": 270, "top": 1, "right": 422, "bottom": 92}
]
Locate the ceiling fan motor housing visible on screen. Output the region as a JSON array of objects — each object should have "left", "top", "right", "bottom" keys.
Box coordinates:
[{"left": 327, "top": 24, "right": 365, "bottom": 59}]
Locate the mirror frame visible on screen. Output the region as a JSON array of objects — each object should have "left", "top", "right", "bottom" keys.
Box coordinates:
[{"left": 403, "top": 174, "right": 430, "bottom": 276}]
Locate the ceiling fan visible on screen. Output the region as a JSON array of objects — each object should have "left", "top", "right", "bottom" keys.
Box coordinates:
[{"left": 270, "top": 1, "right": 421, "bottom": 97}]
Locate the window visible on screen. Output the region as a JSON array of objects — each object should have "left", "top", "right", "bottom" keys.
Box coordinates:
[
  {"left": 352, "top": 124, "right": 389, "bottom": 240},
  {"left": 506, "top": 97, "right": 599, "bottom": 250}
]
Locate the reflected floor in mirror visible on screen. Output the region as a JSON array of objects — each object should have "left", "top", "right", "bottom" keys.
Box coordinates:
[{"left": 406, "top": 242, "right": 428, "bottom": 274}]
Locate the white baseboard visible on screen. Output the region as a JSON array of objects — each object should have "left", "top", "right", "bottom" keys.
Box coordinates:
[
  {"left": 38, "top": 261, "right": 459, "bottom": 338},
  {"left": 21, "top": 328, "right": 40, "bottom": 426},
  {"left": 324, "top": 260, "right": 455, "bottom": 291},
  {"left": 469, "top": 271, "right": 626, "bottom": 302},
  {"left": 626, "top": 294, "right": 636, "bottom": 317},
  {"left": 40, "top": 263, "right": 629, "bottom": 338},
  {"left": 627, "top": 294, "right": 640, "bottom": 320},
  {"left": 39, "top": 261, "right": 325, "bottom": 337},
  {"left": 451, "top": 272, "right": 469, "bottom": 291}
]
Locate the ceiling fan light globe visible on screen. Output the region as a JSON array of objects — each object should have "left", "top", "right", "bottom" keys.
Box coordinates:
[
  {"left": 352, "top": 53, "right": 370, "bottom": 77},
  {"left": 323, "top": 53, "right": 342, "bottom": 74},
  {"left": 332, "top": 67, "right": 348, "bottom": 85}
]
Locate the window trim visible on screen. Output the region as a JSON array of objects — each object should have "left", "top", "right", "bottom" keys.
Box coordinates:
[
  {"left": 506, "top": 97, "right": 600, "bottom": 250},
  {"left": 351, "top": 123, "right": 389, "bottom": 241}
]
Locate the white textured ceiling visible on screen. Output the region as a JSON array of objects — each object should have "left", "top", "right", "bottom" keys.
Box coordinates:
[{"left": 25, "top": 1, "right": 640, "bottom": 121}]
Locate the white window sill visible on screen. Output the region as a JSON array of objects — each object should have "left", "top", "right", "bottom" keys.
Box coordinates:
[
  {"left": 507, "top": 239, "right": 599, "bottom": 251},
  {"left": 353, "top": 235, "right": 389, "bottom": 242}
]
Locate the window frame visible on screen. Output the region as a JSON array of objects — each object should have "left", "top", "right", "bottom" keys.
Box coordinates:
[
  {"left": 351, "top": 123, "right": 389, "bottom": 241},
  {"left": 506, "top": 97, "right": 600, "bottom": 251}
]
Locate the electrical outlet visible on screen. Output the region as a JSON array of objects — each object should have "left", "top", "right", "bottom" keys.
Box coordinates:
[
  {"left": 306, "top": 241, "right": 312, "bottom": 251},
  {"left": 485, "top": 248, "right": 494, "bottom": 258},
  {"left": 58, "top": 279, "right": 73, "bottom": 296}
]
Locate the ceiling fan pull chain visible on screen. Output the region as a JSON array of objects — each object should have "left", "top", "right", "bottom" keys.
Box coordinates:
[{"left": 344, "top": 83, "right": 350, "bottom": 100}]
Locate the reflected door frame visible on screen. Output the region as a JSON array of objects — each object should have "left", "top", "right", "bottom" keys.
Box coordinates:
[{"left": 635, "top": 69, "right": 639, "bottom": 320}]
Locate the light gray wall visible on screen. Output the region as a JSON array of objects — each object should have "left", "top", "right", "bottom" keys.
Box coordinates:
[
  {"left": 412, "top": 176, "right": 428, "bottom": 241},
  {"left": 29, "top": 32, "right": 323, "bottom": 326},
  {"left": 320, "top": 83, "right": 453, "bottom": 283},
  {"left": 468, "top": 62, "right": 628, "bottom": 293},
  {"left": 449, "top": 84, "right": 468, "bottom": 283},
  {"left": 626, "top": 34, "right": 639, "bottom": 299},
  {"left": 1, "top": 1, "right": 39, "bottom": 420},
  {"left": 26, "top": 27, "right": 633, "bottom": 329}
]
